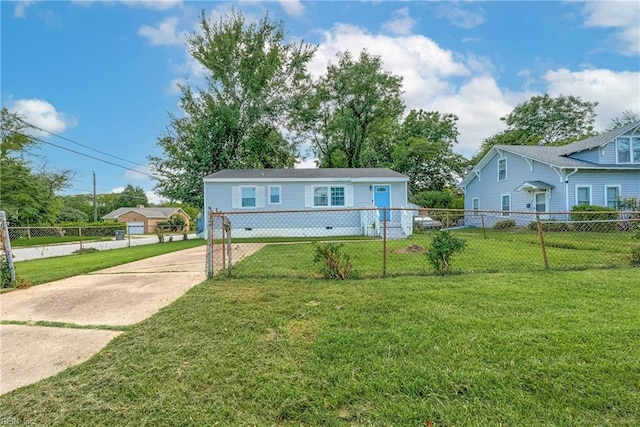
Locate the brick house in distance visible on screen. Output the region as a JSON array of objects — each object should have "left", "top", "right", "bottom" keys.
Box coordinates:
[{"left": 102, "top": 205, "right": 191, "bottom": 234}]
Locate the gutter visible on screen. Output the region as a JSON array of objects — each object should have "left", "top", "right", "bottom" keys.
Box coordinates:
[{"left": 564, "top": 168, "right": 579, "bottom": 213}]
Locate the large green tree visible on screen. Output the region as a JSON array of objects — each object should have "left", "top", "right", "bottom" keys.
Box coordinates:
[
  {"left": 392, "top": 110, "right": 467, "bottom": 196},
  {"left": 606, "top": 110, "right": 639, "bottom": 131},
  {"left": 114, "top": 184, "right": 148, "bottom": 209},
  {"left": 294, "top": 50, "right": 405, "bottom": 168},
  {"left": 501, "top": 94, "right": 597, "bottom": 145},
  {"left": 150, "top": 9, "right": 315, "bottom": 207},
  {"left": 1, "top": 109, "right": 71, "bottom": 225}
]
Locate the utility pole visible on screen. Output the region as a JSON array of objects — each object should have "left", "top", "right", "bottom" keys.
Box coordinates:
[{"left": 93, "top": 171, "right": 97, "bottom": 222}]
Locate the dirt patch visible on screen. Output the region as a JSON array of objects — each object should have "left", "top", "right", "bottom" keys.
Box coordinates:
[{"left": 393, "top": 244, "right": 426, "bottom": 254}]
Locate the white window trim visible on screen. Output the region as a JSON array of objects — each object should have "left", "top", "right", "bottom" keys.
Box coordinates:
[
  {"left": 268, "top": 185, "right": 281, "bottom": 205},
  {"left": 534, "top": 191, "right": 547, "bottom": 213},
  {"left": 605, "top": 185, "right": 621, "bottom": 209},
  {"left": 501, "top": 193, "right": 511, "bottom": 216},
  {"left": 472, "top": 197, "right": 479, "bottom": 216},
  {"left": 232, "top": 185, "right": 265, "bottom": 209},
  {"left": 575, "top": 185, "right": 592, "bottom": 206},
  {"left": 305, "top": 185, "right": 353, "bottom": 208},
  {"left": 497, "top": 158, "right": 507, "bottom": 182}
]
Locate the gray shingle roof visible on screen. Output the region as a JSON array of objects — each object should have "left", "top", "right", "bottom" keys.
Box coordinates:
[
  {"left": 102, "top": 207, "right": 183, "bottom": 220},
  {"left": 204, "top": 168, "right": 408, "bottom": 180},
  {"left": 557, "top": 120, "right": 640, "bottom": 155}
]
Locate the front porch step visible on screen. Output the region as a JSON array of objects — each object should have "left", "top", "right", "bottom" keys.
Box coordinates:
[{"left": 380, "top": 223, "right": 407, "bottom": 240}]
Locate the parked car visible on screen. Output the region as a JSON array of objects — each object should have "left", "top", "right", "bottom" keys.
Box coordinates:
[{"left": 413, "top": 215, "right": 443, "bottom": 230}]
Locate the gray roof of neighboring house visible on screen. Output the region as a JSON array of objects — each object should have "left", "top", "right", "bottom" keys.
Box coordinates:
[
  {"left": 204, "top": 168, "right": 409, "bottom": 180},
  {"left": 102, "top": 207, "right": 184, "bottom": 220},
  {"left": 557, "top": 120, "right": 640, "bottom": 155}
]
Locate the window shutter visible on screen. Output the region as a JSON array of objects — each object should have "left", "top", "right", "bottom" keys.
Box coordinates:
[
  {"left": 346, "top": 185, "right": 354, "bottom": 207},
  {"left": 304, "top": 186, "right": 313, "bottom": 207},
  {"left": 256, "top": 186, "right": 265, "bottom": 208},
  {"left": 231, "top": 186, "right": 240, "bottom": 208}
]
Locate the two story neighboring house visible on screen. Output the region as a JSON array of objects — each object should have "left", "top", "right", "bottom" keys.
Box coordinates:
[{"left": 459, "top": 121, "right": 640, "bottom": 227}]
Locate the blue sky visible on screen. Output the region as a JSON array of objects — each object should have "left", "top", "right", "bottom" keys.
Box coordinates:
[{"left": 2, "top": 0, "right": 639, "bottom": 203}]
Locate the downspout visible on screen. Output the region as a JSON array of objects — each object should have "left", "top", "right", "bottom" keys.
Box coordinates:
[{"left": 564, "top": 168, "right": 579, "bottom": 215}]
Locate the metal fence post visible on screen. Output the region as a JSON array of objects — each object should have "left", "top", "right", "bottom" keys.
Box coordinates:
[
  {"left": 206, "top": 208, "right": 213, "bottom": 279},
  {"left": 0, "top": 211, "right": 16, "bottom": 285},
  {"left": 382, "top": 208, "right": 387, "bottom": 277},
  {"left": 536, "top": 213, "right": 549, "bottom": 269},
  {"left": 78, "top": 226, "right": 83, "bottom": 250}
]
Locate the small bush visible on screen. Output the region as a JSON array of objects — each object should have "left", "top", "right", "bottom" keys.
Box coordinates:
[
  {"left": 314, "top": 243, "right": 357, "bottom": 280},
  {"left": 527, "top": 220, "right": 572, "bottom": 232},
  {"left": 570, "top": 205, "right": 619, "bottom": 232},
  {"left": 630, "top": 247, "right": 640, "bottom": 267},
  {"left": 426, "top": 230, "right": 466, "bottom": 274},
  {"left": 1, "top": 254, "right": 13, "bottom": 288},
  {"left": 493, "top": 219, "right": 516, "bottom": 230}
]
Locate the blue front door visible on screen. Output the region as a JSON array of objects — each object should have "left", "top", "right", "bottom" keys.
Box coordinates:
[{"left": 374, "top": 185, "right": 391, "bottom": 221}]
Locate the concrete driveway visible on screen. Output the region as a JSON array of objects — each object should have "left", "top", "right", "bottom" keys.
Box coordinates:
[{"left": 0, "top": 243, "right": 264, "bottom": 394}]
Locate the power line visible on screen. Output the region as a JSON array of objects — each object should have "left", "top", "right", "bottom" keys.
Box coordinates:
[
  {"left": 14, "top": 117, "right": 150, "bottom": 169},
  {"left": 2, "top": 128, "right": 156, "bottom": 178}
]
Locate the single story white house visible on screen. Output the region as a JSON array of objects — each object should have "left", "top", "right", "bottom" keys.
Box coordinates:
[{"left": 203, "top": 168, "right": 415, "bottom": 238}]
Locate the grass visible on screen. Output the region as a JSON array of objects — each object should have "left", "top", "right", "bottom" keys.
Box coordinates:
[
  {"left": 228, "top": 228, "right": 640, "bottom": 278},
  {"left": 1, "top": 269, "right": 639, "bottom": 425},
  {"left": 11, "top": 239, "right": 205, "bottom": 286}
]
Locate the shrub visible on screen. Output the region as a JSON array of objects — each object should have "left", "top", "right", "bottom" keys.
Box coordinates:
[
  {"left": 426, "top": 230, "right": 466, "bottom": 274},
  {"left": 314, "top": 243, "right": 356, "bottom": 280},
  {"left": 527, "top": 220, "right": 572, "bottom": 232},
  {"left": 570, "top": 205, "right": 619, "bottom": 232},
  {"left": 1, "top": 254, "right": 13, "bottom": 288},
  {"left": 630, "top": 247, "right": 640, "bottom": 267},
  {"left": 493, "top": 219, "right": 516, "bottom": 230}
]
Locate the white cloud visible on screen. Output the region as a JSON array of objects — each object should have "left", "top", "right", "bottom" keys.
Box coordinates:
[
  {"left": 278, "top": 0, "right": 304, "bottom": 17},
  {"left": 124, "top": 165, "right": 152, "bottom": 180},
  {"left": 582, "top": 1, "right": 640, "bottom": 55},
  {"left": 138, "top": 16, "right": 185, "bottom": 46},
  {"left": 13, "top": 0, "right": 35, "bottom": 18},
  {"left": 146, "top": 191, "right": 167, "bottom": 205},
  {"left": 9, "top": 99, "right": 77, "bottom": 135},
  {"left": 437, "top": 3, "right": 485, "bottom": 29},
  {"left": 382, "top": 7, "right": 416, "bottom": 36},
  {"left": 543, "top": 68, "right": 640, "bottom": 132}
]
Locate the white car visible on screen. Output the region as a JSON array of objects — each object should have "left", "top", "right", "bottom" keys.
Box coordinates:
[{"left": 413, "top": 215, "right": 443, "bottom": 230}]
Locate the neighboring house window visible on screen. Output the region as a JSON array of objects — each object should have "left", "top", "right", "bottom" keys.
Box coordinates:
[
  {"left": 241, "top": 187, "right": 256, "bottom": 207},
  {"left": 576, "top": 186, "right": 591, "bottom": 206},
  {"left": 472, "top": 197, "right": 479, "bottom": 216},
  {"left": 605, "top": 186, "right": 620, "bottom": 209},
  {"left": 616, "top": 137, "right": 640, "bottom": 164},
  {"left": 313, "top": 186, "right": 346, "bottom": 207},
  {"left": 534, "top": 192, "right": 547, "bottom": 213},
  {"left": 501, "top": 194, "right": 510, "bottom": 216},
  {"left": 269, "top": 186, "right": 281, "bottom": 205},
  {"left": 497, "top": 158, "right": 507, "bottom": 181}
]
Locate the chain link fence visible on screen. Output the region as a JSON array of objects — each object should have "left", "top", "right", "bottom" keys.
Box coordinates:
[
  {"left": 4, "top": 224, "right": 166, "bottom": 262},
  {"left": 207, "top": 207, "right": 640, "bottom": 278}
]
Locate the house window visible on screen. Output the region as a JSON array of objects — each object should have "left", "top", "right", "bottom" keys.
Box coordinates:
[
  {"left": 617, "top": 137, "right": 640, "bottom": 164},
  {"left": 472, "top": 197, "right": 479, "bottom": 216},
  {"left": 606, "top": 186, "right": 620, "bottom": 209},
  {"left": 269, "top": 186, "right": 281, "bottom": 205},
  {"left": 501, "top": 194, "right": 510, "bottom": 216},
  {"left": 576, "top": 186, "right": 591, "bottom": 206},
  {"left": 313, "top": 186, "right": 346, "bottom": 207},
  {"left": 497, "top": 158, "right": 507, "bottom": 181},
  {"left": 534, "top": 192, "right": 547, "bottom": 213},
  {"left": 241, "top": 187, "right": 256, "bottom": 207}
]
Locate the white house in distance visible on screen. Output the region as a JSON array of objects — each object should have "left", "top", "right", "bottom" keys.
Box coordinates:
[
  {"left": 203, "top": 168, "right": 414, "bottom": 238},
  {"left": 459, "top": 121, "right": 640, "bottom": 226}
]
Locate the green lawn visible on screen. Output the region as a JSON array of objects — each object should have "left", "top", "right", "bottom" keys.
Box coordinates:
[
  {"left": 1, "top": 268, "right": 639, "bottom": 424},
  {"left": 229, "top": 228, "right": 640, "bottom": 279},
  {"left": 11, "top": 239, "right": 205, "bottom": 286}
]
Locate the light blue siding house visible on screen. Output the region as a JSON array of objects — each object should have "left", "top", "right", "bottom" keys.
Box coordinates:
[
  {"left": 459, "top": 121, "right": 640, "bottom": 226},
  {"left": 203, "top": 168, "right": 414, "bottom": 238}
]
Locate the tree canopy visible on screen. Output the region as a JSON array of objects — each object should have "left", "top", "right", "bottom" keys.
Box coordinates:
[
  {"left": 294, "top": 50, "right": 405, "bottom": 168},
  {"left": 501, "top": 94, "right": 597, "bottom": 145},
  {"left": 1, "top": 109, "right": 71, "bottom": 226},
  {"left": 150, "top": 9, "right": 316, "bottom": 207}
]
